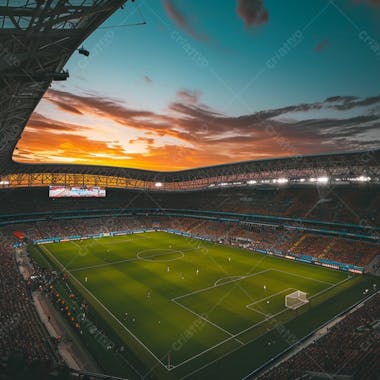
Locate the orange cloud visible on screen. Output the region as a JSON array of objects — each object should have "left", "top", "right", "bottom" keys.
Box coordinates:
[{"left": 14, "top": 89, "right": 380, "bottom": 171}]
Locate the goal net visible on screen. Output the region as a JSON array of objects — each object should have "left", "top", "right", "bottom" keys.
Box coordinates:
[{"left": 285, "top": 290, "right": 309, "bottom": 310}]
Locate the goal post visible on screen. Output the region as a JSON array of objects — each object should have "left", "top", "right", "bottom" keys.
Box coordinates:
[{"left": 285, "top": 290, "right": 309, "bottom": 310}]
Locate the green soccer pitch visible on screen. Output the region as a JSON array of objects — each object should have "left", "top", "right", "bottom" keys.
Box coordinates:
[{"left": 30, "top": 231, "right": 379, "bottom": 379}]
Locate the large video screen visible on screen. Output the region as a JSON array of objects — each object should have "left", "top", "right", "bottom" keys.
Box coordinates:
[{"left": 49, "top": 186, "right": 106, "bottom": 198}]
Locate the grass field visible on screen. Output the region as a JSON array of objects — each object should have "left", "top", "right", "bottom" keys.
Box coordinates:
[{"left": 30, "top": 231, "right": 378, "bottom": 379}]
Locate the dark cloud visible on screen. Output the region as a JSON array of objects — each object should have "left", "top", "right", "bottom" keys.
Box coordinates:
[
  {"left": 162, "top": 0, "right": 208, "bottom": 41},
  {"left": 27, "top": 113, "right": 86, "bottom": 133},
  {"left": 176, "top": 89, "right": 202, "bottom": 104},
  {"left": 325, "top": 96, "right": 359, "bottom": 103},
  {"left": 236, "top": 0, "right": 269, "bottom": 28},
  {"left": 45, "top": 98, "right": 83, "bottom": 115},
  {"left": 314, "top": 38, "right": 329, "bottom": 53},
  {"left": 326, "top": 94, "right": 380, "bottom": 110},
  {"left": 144, "top": 75, "right": 152, "bottom": 84},
  {"left": 129, "top": 137, "right": 155, "bottom": 145}
]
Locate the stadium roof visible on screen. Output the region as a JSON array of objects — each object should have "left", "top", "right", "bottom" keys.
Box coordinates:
[
  {"left": 0, "top": 1, "right": 379, "bottom": 190},
  {"left": 0, "top": 0, "right": 128, "bottom": 171}
]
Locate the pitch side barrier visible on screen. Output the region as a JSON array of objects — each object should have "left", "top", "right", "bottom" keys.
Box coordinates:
[{"left": 31, "top": 227, "right": 364, "bottom": 274}]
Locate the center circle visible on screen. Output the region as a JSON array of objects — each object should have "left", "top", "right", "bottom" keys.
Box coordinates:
[{"left": 136, "top": 249, "right": 184, "bottom": 262}]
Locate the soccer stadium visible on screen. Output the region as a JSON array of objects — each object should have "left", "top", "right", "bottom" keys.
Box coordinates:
[{"left": 0, "top": 1, "right": 379, "bottom": 380}]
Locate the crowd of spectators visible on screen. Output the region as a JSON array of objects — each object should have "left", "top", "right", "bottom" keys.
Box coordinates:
[
  {"left": 0, "top": 185, "right": 378, "bottom": 226},
  {"left": 0, "top": 234, "right": 58, "bottom": 371},
  {"left": 256, "top": 293, "right": 380, "bottom": 380}
]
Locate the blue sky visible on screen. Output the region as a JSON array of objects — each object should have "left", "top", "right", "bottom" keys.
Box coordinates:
[{"left": 15, "top": 0, "right": 380, "bottom": 170}]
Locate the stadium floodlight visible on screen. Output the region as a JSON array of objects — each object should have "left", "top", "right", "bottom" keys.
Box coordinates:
[
  {"left": 317, "top": 176, "right": 329, "bottom": 184},
  {"left": 247, "top": 180, "right": 257, "bottom": 185},
  {"left": 155, "top": 182, "right": 163, "bottom": 188},
  {"left": 276, "top": 178, "right": 288, "bottom": 184},
  {"left": 0, "top": 180, "right": 9, "bottom": 185},
  {"left": 357, "top": 175, "right": 371, "bottom": 182}
]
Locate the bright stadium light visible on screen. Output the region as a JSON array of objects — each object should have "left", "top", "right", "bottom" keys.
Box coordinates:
[
  {"left": 247, "top": 180, "right": 257, "bottom": 185},
  {"left": 357, "top": 175, "right": 371, "bottom": 182},
  {"left": 317, "top": 176, "right": 329, "bottom": 184},
  {"left": 277, "top": 178, "right": 288, "bottom": 184},
  {"left": 0, "top": 180, "right": 9, "bottom": 185},
  {"left": 155, "top": 182, "right": 163, "bottom": 188}
]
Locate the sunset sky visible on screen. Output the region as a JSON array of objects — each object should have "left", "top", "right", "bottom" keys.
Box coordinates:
[{"left": 14, "top": 0, "right": 380, "bottom": 171}]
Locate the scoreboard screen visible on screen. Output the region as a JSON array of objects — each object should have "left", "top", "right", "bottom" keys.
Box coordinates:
[{"left": 49, "top": 186, "right": 106, "bottom": 198}]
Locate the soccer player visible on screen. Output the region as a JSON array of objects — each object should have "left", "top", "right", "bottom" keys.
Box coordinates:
[
  {"left": 85, "top": 277, "right": 88, "bottom": 283},
  {"left": 263, "top": 284, "right": 266, "bottom": 291},
  {"left": 167, "top": 266, "right": 170, "bottom": 272},
  {"left": 196, "top": 268, "right": 199, "bottom": 276}
]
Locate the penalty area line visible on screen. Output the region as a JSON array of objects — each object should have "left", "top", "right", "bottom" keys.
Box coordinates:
[
  {"left": 173, "top": 269, "right": 272, "bottom": 302},
  {"left": 246, "top": 288, "right": 295, "bottom": 312},
  {"left": 272, "top": 268, "right": 335, "bottom": 286},
  {"left": 171, "top": 298, "right": 244, "bottom": 345}
]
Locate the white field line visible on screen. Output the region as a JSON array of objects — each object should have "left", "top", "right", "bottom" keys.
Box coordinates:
[
  {"left": 172, "top": 269, "right": 272, "bottom": 302},
  {"left": 171, "top": 298, "right": 244, "bottom": 345},
  {"left": 41, "top": 240, "right": 353, "bottom": 375},
  {"left": 100, "top": 236, "right": 152, "bottom": 244},
  {"left": 272, "top": 268, "right": 335, "bottom": 285},
  {"left": 176, "top": 275, "right": 354, "bottom": 376},
  {"left": 308, "top": 274, "right": 352, "bottom": 301},
  {"left": 70, "top": 257, "right": 139, "bottom": 272},
  {"left": 214, "top": 276, "right": 244, "bottom": 286},
  {"left": 233, "top": 275, "right": 353, "bottom": 341},
  {"left": 246, "top": 288, "right": 295, "bottom": 312},
  {"left": 170, "top": 304, "right": 290, "bottom": 372},
  {"left": 170, "top": 270, "right": 334, "bottom": 369},
  {"left": 71, "top": 247, "right": 200, "bottom": 272},
  {"left": 40, "top": 245, "right": 168, "bottom": 369},
  {"left": 247, "top": 308, "right": 268, "bottom": 317}
]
